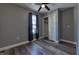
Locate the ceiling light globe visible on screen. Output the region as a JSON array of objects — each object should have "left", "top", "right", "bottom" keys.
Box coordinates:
[{"left": 41, "top": 4, "right": 45, "bottom": 8}]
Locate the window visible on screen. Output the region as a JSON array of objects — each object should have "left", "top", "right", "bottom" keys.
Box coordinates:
[{"left": 32, "top": 15, "right": 36, "bottom": 34}]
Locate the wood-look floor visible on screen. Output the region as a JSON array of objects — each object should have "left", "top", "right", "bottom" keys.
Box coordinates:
[{"left": 0, "top": 39, "right": 76, "bottom": 55}]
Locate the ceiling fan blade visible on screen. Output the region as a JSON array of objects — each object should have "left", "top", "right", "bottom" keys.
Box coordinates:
[
  {"left": 42, "top": 3, "right": 49, "bottom": 4},
  {"left": 36, "top": 3, "right": 49, "bottom": 5},
  {"left": 35, "top": 3, "right": 42, "bottom": 5},
  {"left": 45, "top": 5, "right": 50, "bottom": 11},
  {"left": 38, "top": 7, "right": 41, "bottom": 11}
]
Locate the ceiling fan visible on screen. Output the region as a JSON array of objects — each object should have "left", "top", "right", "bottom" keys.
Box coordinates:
[{"left": 35, "top": 3, "right": 51, "bottom": 12}]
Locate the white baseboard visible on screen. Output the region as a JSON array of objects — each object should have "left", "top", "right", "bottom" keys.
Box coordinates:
[
  {"left": 39, "top": 36, "right": 47, "bottom": 39},
  {"left": 59, "top": 39, "right": 77, "bottom": 45},
  {"left": 0, "top": 41, "right": 29, "bottom": 52}
]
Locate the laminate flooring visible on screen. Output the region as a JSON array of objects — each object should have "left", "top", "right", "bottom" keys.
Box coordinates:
[{"left": 0, "top": 39, "right": 76, "bottom": 55}]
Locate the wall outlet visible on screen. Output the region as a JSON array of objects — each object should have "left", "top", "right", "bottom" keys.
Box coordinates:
[{"left": 16, "top": 36, "right": 20, "bottom": 40}]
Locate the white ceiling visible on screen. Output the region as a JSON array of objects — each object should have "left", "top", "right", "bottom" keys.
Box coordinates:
[{"left": 15, "top": 3, "right": 77, "bottom": 14}]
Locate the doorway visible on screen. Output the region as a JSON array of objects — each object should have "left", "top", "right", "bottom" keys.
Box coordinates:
[{"left": 43, "top": 17, "right": 48, "bottom": 39}]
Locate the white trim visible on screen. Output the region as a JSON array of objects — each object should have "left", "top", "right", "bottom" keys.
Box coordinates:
[
  {"left": 59, "top": 39, "right": 77, "bottom": 45},
  {"left": 43, "top": 15, "right": 48, "bottom": 19},
  {"left": 39, "top": 36, "right": 45, "bottom": 39},
  {"left": 0, "top": 41, "right": 29, "bottom": 52},
  {"left": 55, "top": 41, "right": 59, "bottom": 43}
]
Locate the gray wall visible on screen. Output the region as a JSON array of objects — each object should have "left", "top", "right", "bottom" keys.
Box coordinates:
[
  {"left": 60, "top": 8, "right": 74, "bottom": 42},
  {"left": 74, "top": 6, "right": 78, "bottom": 42},
  {"left": 0, "top": 4, "right": 30, "bottom": 48},
  {"left": 77, "top": 4, "right": 79, "bottom": 55}
]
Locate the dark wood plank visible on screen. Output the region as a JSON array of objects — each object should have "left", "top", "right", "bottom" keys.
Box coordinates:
[{"left": 0, "top": 39, "right": 76, "bottom": 55}]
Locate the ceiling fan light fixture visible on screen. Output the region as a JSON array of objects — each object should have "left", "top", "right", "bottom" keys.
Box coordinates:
[{"left": 41, "top": 4, "right": 45, "bottom": 8}]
